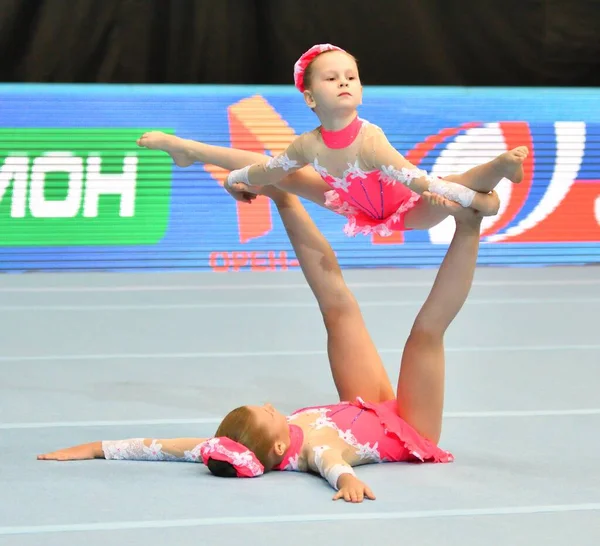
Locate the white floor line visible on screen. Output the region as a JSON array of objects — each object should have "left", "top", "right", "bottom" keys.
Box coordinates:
[
  {"left": 2, "top": 408, "right": 599, "bottom": 430},
  {"left": 1, "top": 503, "right": 599, "bottom": 535},
  {"left": 2, "top": 278, "right": 600, "bottom": 293},
  {"left": 2, "top": 297, "right": 600, "bottom": 311},
  {"left": 1, "top": 344, "right": 598, "bottom": 363},
  {"left": 443, "top": 408, "right": 600, "bottom": 418}
]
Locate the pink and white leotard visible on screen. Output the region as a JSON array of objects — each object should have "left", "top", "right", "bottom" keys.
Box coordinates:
[
  {"left": 242, "top": 116, "right": 428, "bottom": 237},
  {"left": 274, "top": 397, "right": 452, "bottom": 480},
  {"left": 316, "top": 117, "right": 422, "bottom": 236}
]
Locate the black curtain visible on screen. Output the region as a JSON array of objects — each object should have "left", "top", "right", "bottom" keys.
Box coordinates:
[{"left": 1, "top": 0, "right": 598, "bottom": 85}]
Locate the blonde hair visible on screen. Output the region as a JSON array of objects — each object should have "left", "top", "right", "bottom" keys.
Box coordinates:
[{"left": 206, "top": 406, "right": 276, "bottom": 477}]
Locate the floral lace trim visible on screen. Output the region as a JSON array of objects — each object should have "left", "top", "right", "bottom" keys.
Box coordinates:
[
  {"left": 354, "top": 397, "right": 454, "bottom": 464},
  {"left": 289, "top": 404, "right": 383, "bottom": 464},
  {"left": 200, "top": 437, "right": 263, "bottom": 477},
  {"left": 281, "top": 453, "right": 300, "bottom": 471},
  {"left": 266, "top": 154, "right": 299, "bottom": 172},
  {"left": 324, "top": 190, "right": 359, "bottom": 216},
  {"left": 311, "top": 415, "right": 382, "bottom": 464},
  {"left": 102, "top": 439, "right": 206, "bottom": 463},
  {"left": 184, "top": 443, "right": 204, "bottom": 463},
  {"left": 312, "top": 445, "right": 356, "bottom": 490},
  {"left": 102, "top": 439, "right": 179, "bottom": 462},
  {"left": 313, "top": 158, "right": 376, "bottom": 193},
  {"left": 380, "top": 165, "right": 428, "bottom": 187}
]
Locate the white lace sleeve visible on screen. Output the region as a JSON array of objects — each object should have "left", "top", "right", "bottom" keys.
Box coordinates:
[
  {"left": 102, "top": 438, "right": 205, "bottom": 462},
  {"left": 183, "top": 443, "right": 204, "bottom": 463}
]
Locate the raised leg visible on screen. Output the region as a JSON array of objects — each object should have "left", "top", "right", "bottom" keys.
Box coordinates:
[
  {"left": 261, "top": 184, "right": 394, "bottom": 403},
  {"left": 405, "top": 147, "right": 528, "bottom": 229},
  {"left": 396, "top": 209, "right": 482, "bottom": 443},
  {"left": 136, "top": 131, "right": 330, "bottom": 207},
  {"left": 446, "top": 147, "right": 528, "bottom": 192}
]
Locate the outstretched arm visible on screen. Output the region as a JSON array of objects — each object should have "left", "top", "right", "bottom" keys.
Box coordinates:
[
  {"left": 307, "top": 445, "right": 376, "bottom": 503},
  {"left": 226, "top": 135, "right": 309, "bottom": 189},
  {"left": 38, "top": 437, "right": 209, "bottom": 462}
]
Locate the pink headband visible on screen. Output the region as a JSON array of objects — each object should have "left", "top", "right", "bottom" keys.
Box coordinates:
[
  {"left": 200, "top": 437, "right": 264, "bottom": 478},
  {"left": 293, "top": 43, "right": 346, "bottom": 93}
]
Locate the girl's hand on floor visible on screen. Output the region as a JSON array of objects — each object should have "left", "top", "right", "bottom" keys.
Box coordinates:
[
  {"left": 333, "top": 474, "right": 376, "bottom": 503},
  {"left": 38, "top": 442, "right": 102, "bottom": 461}
]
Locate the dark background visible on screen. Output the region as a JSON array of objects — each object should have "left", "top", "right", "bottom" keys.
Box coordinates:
[{"left": 0, "top": 0, "right": 598, "bottom": 86}]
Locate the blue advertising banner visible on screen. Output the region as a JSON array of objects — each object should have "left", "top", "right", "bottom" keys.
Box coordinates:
[{"left": 1, "top": 85, "right": 599, "bottom": 272}]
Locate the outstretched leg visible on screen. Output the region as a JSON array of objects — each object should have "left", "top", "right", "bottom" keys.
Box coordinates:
[
  {"left": 136, "top": 131, "right": 330, "bottom": 206},
  {"left": 447, "top": 147, "right": 529, "bottom": 192},
  {"left": 405, "top": 147, "right": 528, "bottom": 229},
  {"left": 396, "top": 208, "right": 482, "bottom": 444},
  {"left": 259, "top": 185, "right": 394, "bottom": 403}
]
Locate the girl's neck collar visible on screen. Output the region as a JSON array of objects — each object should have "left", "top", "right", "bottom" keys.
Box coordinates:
[
  {"left": 320, "top": 115, "right": 363, "bottom": 149},
  {"left": 274, "top": 423, "right": 303, "bottom": 470}
]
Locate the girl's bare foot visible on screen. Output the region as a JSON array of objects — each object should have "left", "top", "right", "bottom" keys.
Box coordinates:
[
  {"left": 494, "top": 146, "right": 529, "bottom": 184},
  {"left": 136, "top": 131, "right": 195, "bottom": 167}
]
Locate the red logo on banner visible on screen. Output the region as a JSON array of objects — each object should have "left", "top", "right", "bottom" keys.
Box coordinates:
[{"left": 204, "top": 95, "right": 295, "bottom": 243}]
